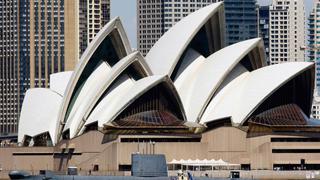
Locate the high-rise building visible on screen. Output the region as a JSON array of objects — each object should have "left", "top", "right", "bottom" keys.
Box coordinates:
[
  {"left": 79, "top": 0, "right": 110, "bottom": 55},
  {"left": 308, "top": 0, "right": 320, "bottom": 94},
  {"left": 308, "top": 1, "right": 317, "bottom": 63},
  {"left": 0, "top": 1, "right": 20, "bottom": 135},
  {"left": 137, "top": 0, "right": 219, "bottom": 56},
  {"left": 224, "top": 0, "right": 258, "bottom": 45},
  {"left": 18, "top": 0, "right": 80, "bottom": 108},
  {"left": 137, "top": 0, "right": 259, "bottom": 56},
  {"left": 258, "top": 5, "right": 270, "bottom": 63},
  {"left": 0, "top": 0, "right": 110, "bottom": 136},
  {"left": 269, "top": 0, "right": 305, "bottom": 65}
]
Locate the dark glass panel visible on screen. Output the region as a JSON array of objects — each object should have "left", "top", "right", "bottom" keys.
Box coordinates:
[{"left": 33, "top": 132, "right": 53, "bottom": 147}]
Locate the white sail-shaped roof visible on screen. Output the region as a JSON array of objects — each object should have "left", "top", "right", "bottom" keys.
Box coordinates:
[
  {"left": 56, "top": 17, "right": 132, "bottom": 141},
  {"left": 18, "top": 89, "right": 62, "bottom": 144},
  {"left": 63, "top": 51, "right": 151, "bottom": 138},
  {"left": 81, "top": 51, "right": 152, "bottom": 121},
  {"left": 201, "top": 62, "right": 314, "bottom": 126},
  {"left": 84, "top": 75, "right": 186, "bottom": 130},
  {"left": 146, "top": 2, "right": 224, "bottom": 76},
  {"left": 176, "top": 38, "right": 265, "bottom": 122},
  {"left": 63, "top": 62, "right": 111, "bottom": 137},
  {"left": 49, "top": 71, "right": 73, "bottom": 96},
  {"left": 83, "top": 74, "right": 134, "bottom": 131}
]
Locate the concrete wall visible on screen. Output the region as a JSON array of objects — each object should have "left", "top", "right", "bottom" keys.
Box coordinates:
[
  {"left": 201, "top": 127, "right": 249, "bottom": 164},
  {"left": 54, "top": 131, "right": 119, "bottom": 171},
  {"left": 0, "top": 147, "right": 54, "bottom": 172},
  {"left": 248, "top": 135, "right": 272, "bottom": 169},
  {"left": 2, "top": 127, "right": 320, "bottom": 175}
]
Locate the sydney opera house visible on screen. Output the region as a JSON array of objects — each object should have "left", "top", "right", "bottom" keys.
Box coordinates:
[{"left": 1, "top": 2, "right": 320, "bottom": 174}]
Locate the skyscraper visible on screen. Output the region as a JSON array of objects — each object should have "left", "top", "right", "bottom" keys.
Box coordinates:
[
  {"left": 258, "top": 5, "right": 270, "bottom": 63},
  {"left": 0, "top": 0, "right": 110, "bottom": 136},
  {"left": 224, "top": 0, "right": 258, "bottom": 45},
  {"left": 308, "top": 2, "right": 317, "bottom": 63},
  {"left": 137, "top": 0, "right": 259, "bottom": 56},
  {"left": 308, "top": 0, "right": 320, "bottom": 93},
  {"left": 79, "top": 0, "right": 110, "bottom": 55},
  {"left": 0, "top": 1, "right": 20, "bottom": 135},
  {"left": 269, "top": 0, "right": 305, "bottom": 65}
]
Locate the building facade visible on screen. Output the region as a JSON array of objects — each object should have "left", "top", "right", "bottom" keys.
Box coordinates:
[
  {"left": 3, "top": 128, "right": 320, "bottom": 177},
  {"left": 308, "top": 0, "right": 320, "bottom": 95},
  {"left": 0, "top": 0, "right": 110, "bottom": 136},
  {"left": 137, "top": 0, "right": 163, "bottom": 56},
  {"left": 259, "top": 5, "right": 270, "bottom": 64},
  {"left": 224, "top": 0, "right": 258, "bottom": 45},
  {"left": 0, "top": 1, "right": 20, "bottom": 135},
  {"left": 79, "top": 0, "right": 110, "bottom": 55},
  {"left": 269, "top": 0, "right": 306, "bottom": 65}
]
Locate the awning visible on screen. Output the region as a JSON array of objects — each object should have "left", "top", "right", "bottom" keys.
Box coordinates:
[{"left": 168, "top": 158, "right": 240, "bottom": 167}]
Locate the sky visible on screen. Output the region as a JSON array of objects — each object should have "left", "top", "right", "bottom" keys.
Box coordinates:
[{"left": 111, "top": 0, "right": 314, "bottom": 49}]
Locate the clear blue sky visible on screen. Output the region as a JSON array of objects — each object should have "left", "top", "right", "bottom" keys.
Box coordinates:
[{"left": 111, "top": 0, "right": 314, "bottom": 49}]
